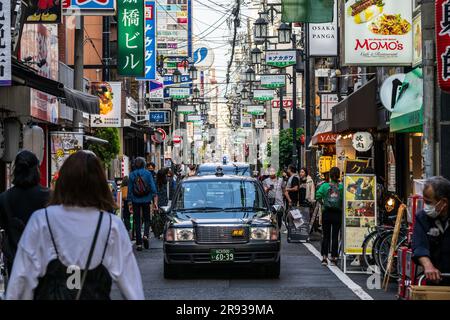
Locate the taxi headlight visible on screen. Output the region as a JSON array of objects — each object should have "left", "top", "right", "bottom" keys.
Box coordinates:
[
  {"left": 250, "top": 227, "right": 270, "bottom": 240},
  {"left": 174, "top": 228, "right": 195, "bottom": 241}
]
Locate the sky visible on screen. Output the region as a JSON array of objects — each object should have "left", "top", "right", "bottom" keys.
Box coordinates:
[{"left": 192, "top": 0, "right": 258, "bottom": 98}]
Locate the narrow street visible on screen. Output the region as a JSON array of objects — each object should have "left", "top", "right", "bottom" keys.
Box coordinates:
[{"left": 111, "top": 235, "right": 396, "bottom": 300}]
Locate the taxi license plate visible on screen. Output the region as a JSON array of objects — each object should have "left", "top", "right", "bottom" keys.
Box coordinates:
[{"left": 210, "top": 249, "right": 234, "bottom": 262}]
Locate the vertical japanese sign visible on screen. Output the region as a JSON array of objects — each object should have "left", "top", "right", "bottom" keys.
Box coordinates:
[
  {"left": 436, "top": 0, "right": 450, "bottom": 92},
  {"left": 156, "top": 0, "right": 191, "bottom": 57},
  {"left": 21, "top": 24, "right": 59, "bottom": 123},
  {"left": 90, "top": 82, "right": 122, "bottom": 127},
  {"left": 118, "top": 0, "right": 144, "bottom": 77},
  {"left": 343, "top": 174, "right": 377, "bottom": 255},
  {"left": 0, "top": 0, "right": 11, "bottom": 86},
  {"left": 137, "top": 0, "right": 156, "bottom": 80}
]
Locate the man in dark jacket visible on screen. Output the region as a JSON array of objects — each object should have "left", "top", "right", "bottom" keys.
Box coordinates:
[
  {"left": 0, "top": 151, "right": 50, "bottom": 274},
  {"left": 412, "top": 176, "right": 450, "bottom": 285},
  {"left": 129, "top": 157, "right": 158, "bottom": 251}
]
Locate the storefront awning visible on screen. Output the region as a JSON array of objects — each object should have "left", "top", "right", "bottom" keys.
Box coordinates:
[
  {"left": 390, "top": 68, "right": 423, "bottom": 133},
  {"left": 310, "top": 120, "right": 337, "bottom": 147},
  {"left": 332, "top": 78, "right": 378, "bottom": 133},
  {"left": 12, "top": 59, "right": 100, "bottom": 114}
]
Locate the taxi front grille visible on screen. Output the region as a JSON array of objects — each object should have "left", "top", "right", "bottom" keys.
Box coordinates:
[{"left": 195, "top": 226, "right": 249, "bottom": 243}]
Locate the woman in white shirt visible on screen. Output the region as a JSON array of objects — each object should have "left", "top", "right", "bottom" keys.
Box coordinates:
[{"left": 6, "top": 150, "right": 144, "bottom": 300}]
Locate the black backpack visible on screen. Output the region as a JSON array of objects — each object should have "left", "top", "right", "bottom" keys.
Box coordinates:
[{"left": 133, "top": 174, "right": 151, "bottom": 197}]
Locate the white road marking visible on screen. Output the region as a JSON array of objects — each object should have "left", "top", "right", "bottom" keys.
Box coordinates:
[{"left": 302, "top": 242, "right": 374, "bottom": 301}]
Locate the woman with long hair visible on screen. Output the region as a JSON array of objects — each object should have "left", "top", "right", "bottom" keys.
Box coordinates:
[{"left": 6, "top": 150, "right": 144, "bottom": 300}]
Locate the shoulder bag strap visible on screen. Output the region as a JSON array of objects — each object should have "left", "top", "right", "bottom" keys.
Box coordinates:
[
  {"left": 100, "top": 213, "right": 112, "bottom": 263},
  {"left": 76, "top": 211, "right": 104, "bottom": 300}
]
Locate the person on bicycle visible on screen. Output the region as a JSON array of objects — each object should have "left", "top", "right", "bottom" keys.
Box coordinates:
[
  {"left": 0, "top": 151, "right": 50, "bottom": 275},
  {"left": 412, "top": 176, "right": 450, "bottom": 285},
  {"left": 316, "top": 167, "right": 343, "bottom": 266}
]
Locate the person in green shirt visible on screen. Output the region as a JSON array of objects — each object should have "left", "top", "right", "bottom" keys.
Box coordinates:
[{"left": 316, "top": 167, "right": 344, "bottom": 266}]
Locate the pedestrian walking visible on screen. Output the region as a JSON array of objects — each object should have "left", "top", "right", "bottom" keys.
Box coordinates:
[
  {"left": 263, "top": 168, "right": 285, "bottom": 228},
  {"left": 120, "top": 176, "right": 133, "bottom": 240},
  {"left": 412, "top": 176, "right": 450, "bottom": 285},
  {"left": 0, "top": 151, "right": 50, "bottom": 275},
  {"left": 146, "top": 161, "right": 157, "bottom": 181},
  {"left": 6, "top": 150, "right": 144, "bottom": 300},
  {"left": 299, "top": 167, "right": 315, "bottom": 206},
  {"left": 316, "top": 167, "right": 343, "bottom": 266},
  {"left": 284, "top": 165, "right": 300, "bottom": 208},
  {"left": 129, "top": 157, "right": 158, "bottom": 251}
]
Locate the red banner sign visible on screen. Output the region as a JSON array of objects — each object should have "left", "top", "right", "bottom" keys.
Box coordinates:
[
  {"left": 437, "top": 0, "right": 450, "bottom": 92},
  {"left": 272, "top": 99, "right": 293, "bottom": 108}
]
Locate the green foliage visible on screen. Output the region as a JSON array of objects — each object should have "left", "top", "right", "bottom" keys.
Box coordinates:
[
  {"left": 279, "top": 128, "right": 304, "bottom": 168},
  {"left": 88, "top": 128, "right": 120, "bottom": 167}
]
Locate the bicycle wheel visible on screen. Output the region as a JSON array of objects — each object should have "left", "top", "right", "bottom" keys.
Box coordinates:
[
  {"left": 373, "top": 230, "right": 393, "bottom": 270},
  {"left": 360, "top": 230, "right": 379, "bottom": 272},
  {"left": 377, "top": 233, "right": 407, "bottom": 280}
]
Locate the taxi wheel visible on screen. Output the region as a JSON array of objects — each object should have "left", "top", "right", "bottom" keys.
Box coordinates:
[
  {"left": 264, "top": 260, "right": 281, "bottom": 278},
  {"left": 163, "top": 261, "right": 179, "bottom": 279}
]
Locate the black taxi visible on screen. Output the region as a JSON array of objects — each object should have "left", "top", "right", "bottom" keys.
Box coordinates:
[{"left": 162, "top": 169, "right": 281, "bottom": 278}]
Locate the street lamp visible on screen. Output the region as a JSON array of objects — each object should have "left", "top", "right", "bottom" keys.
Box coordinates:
[
  {"left": 254, "top": 16, "right": 268, "bottom": 44},
  {"left": 245, "top": 67, "right": 256, "bottom": 82},
  {"left": 193, "top": 86, "right": 200, "bottom": 100},
  {"left": 173, "top": 69, "right": 182, "bottom": 83},
  {"left": 241, "top": 87, "right": 249, "bottom": 100},
  {"left": 188, "top": 65, "right": 198, "bottom": 81},
  {"left": 251, "top": 47, "right": 263, "bottom": 65},
  {"left": 277, "top": 22, "right": 292, "bottom": 44}
]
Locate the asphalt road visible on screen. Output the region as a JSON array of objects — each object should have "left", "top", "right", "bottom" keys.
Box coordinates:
[{"left": 111, "top": 233, "right": 398, "bottom": 300}]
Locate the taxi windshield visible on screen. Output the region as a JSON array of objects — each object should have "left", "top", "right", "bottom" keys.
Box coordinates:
[{"left": 173, "top": 180, "right": 266, "bottom": 211}]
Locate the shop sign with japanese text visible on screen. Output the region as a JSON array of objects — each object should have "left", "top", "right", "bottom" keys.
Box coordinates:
[
  {"left": 352, "top": 131, "right": 373, "bottom": 152},
  {"left": 412, "top": 12, "right": 422, "bottom": 67},
  {"left": 260, "top": 74, "right": 285, "bottom": 89},
  {"left": 344, "top": 0, "right": 413, "bottom": 66},
  {"left": 246, "top": 105, "right": 265, "bottom": 116},
  {"left": 62, "top": 0, "right": 115, "bottom": 15},
  {"left": 137, "top": 0, "right": 156, "bottom": 80},
  {"left": 118, "top": 0, "right": 144, "bottom": 77},
  {"left": 272, "top": 99, "right": 293, "bottom": 108},
  {"left": 0, "top": 0, "right": 11, "bottom": 86},
  {"left": 177, "top": 105, "right": 195, "bottom": 114},
  {"left": 436, "top": 0, "right": 450, "bottom": 92},
  {"left": 169, "top": 87, "right": 190, "bottom": 99},
  {"left": 253, "top": 89, "right": 274, "bottom": 101},
  {"left": 90, "top": 82, "right": 122, "bottom": 127},
  {"left": 320, "top": 93, "right": 339, "bottom": 120},
  {"left": 265, "top": 50, "right": 296, "bottom": 68}
]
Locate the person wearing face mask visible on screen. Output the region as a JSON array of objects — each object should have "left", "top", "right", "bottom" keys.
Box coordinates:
[{"left": 412, "top": 176, "right": 450, "bottom": 285}]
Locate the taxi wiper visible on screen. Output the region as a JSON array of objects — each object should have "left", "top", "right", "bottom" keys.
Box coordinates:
[
  {"left": 174, "top": 207, "right": 223, "bottom": 212},
  {"left": 223, "top": 207, "right": 268, "bottom": 212}
]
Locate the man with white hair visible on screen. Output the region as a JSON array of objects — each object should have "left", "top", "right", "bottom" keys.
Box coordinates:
[{"left": 263, "top": 167, "right": 285, "bottom": 228}]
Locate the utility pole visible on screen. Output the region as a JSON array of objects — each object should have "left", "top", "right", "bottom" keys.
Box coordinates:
[
  {"left": 422, "top": 0, "right": 436, "bottom": 177},
  {"left": 292, "top": 31, "right": 299, "bottom": 169},
  {"left": 73, "top": 15, "right": 84, "bottom": 134},
  {"left": 303, "top": 23, "right": 311, "bottom": 171},
  {"left": 102, "top": 16, "right": 110, "bottom": 81}
]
